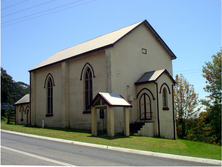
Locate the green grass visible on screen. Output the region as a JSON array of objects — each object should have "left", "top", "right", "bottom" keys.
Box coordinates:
[{"left": 1, "top": 120, "right": 221, "bottom": 160}]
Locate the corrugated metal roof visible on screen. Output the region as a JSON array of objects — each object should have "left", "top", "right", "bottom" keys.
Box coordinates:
[
  {"left": 30, "top": 20, "right": 144, "bottom": 71},
  {"left": 135, "top": 69, "right": 166, "bottom": 84},
  {"left": 90, "top": 92, "right": 132, "bottom": 108},
  {"left": 30, "top": 19, "right": 177, "bottom": 72},
  {"left": 14, "top": 94, "right": 30, "bottom": 105},
  {"left": 135, "top": 69, "right": 176, "bottom": 85}
]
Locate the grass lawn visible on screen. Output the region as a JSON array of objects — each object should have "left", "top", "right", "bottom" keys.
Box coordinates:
[{"left": 1, "top": 120, "right": 221, "bottom": 160}]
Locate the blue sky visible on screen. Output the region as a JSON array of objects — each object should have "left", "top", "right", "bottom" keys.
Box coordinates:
[{"left": 1, "top": 0, "right": 221, "bottom": 101}]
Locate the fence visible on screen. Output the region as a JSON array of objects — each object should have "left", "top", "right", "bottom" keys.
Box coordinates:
[{"left": 7, "top": 114, "right": 16, "bottom": 124}]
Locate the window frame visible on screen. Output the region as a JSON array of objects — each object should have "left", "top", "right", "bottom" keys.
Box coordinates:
[
  {"left": 46, "top": 76, "right": 54, "bottom": 116},
  {"left": 162, "top": 87, "right": 169, "bottom": 110},
  {"left": 19, "top": 106, "right": 24, "bottom": 121},
  {"left": 84, "top": 67, "right": 93, "bottom": 111}
]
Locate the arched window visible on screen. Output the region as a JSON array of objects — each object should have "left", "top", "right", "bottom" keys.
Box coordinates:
[
  {"left": 19, "top": 106, "right": 24, "bottom": 121},
  {"left": 25, "top": 106, "right": 30, "bottom": 125},
  {"left": 47, "top": 77, "right": 53, "bottom": 114},
  {"left": 85, "top": 68, "right": 93, "bottom": 110},
  {"left": 139, "top": 93, "right": 152, "bottom": 120},
  {"left": 44, "top": 73, "right": 55, "bottom": 116},
  {"left": 162, "top": 87, "right": 168, "bottom": 110}
]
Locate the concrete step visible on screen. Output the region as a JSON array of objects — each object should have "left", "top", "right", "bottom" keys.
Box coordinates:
[{"left": 133, "top": 122, "right": 154, "bottom": 136}]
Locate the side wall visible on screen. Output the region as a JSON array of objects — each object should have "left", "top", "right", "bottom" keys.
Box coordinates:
[
  {"left": 30, "top": 50, "right": 108, "bottom": 130},
  {"left": 31, "top": 63, "right": 62, "bottom": 127},
  {"left": 68, "top": 50, "right": 107, "bottom": 130}
]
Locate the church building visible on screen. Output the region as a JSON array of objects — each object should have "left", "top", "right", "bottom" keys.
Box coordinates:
[{"left": 28, "top": 20, "right": 177, "bottom": 139}]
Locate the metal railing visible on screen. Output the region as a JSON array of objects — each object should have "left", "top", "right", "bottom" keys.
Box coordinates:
[{"left": 130, "top": 112, "right": 153, "bottom": 133}]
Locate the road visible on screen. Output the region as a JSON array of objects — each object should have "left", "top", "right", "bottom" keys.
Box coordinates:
[{"left": 1, "top": 131, "right": 218, "bottom": 166}]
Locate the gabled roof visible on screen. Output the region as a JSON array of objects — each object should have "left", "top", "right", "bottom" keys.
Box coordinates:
[
  {"left": 30, "top": 20, "right": 176, "bottom": 72},
  {"left": 14, "top": 94, "right": 30, "bottom": 105},
  {"left": 90, "top": 92, "right": 132, "bottom": 108},
  {"left": 135, "top": 69, "right": 176, "bottom": 85}
]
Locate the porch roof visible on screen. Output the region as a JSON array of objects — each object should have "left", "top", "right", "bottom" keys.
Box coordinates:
[
  {"left": 90, "top": 92, "right": 132, "bottom": 108},
  {"left": 135, "top": 69, "right": 175, "bottom": 85}
]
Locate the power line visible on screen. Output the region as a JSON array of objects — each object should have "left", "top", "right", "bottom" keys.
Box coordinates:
[
  {"left": 2, "top": 0, "right": 55, "bottom": 18},
  {"left": 2, "top": 0, "right": 28, "bottom": 10},
  {"left": 174, "top": 69, "right": 202, "bottom": 73},
  {"left": 1, "top": 0, "right": 96, "bottom": 28},
  {"left": 173, "top": 69, "right": 203, "bottom": 75},
  {"left": 2, "top": 0, "right": 84, "bottom": 25},
  {"left": 182, "top": 71, "right": 202, "bottom": 75},
  {"left": 174, "top": 72, "right": 203, "bottom": 76}
]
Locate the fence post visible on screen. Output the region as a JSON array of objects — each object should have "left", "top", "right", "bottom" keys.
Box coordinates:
[{"left": 7, "top": 114, "right": 9, "bottom": 124}]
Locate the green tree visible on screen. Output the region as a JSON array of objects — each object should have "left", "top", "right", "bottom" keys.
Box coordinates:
[
  {"left": 1, "top": 68, "right": 14, "bottom": 104},
  {"left": 174, "top": 74, "right": 201, "bottom": 119},
  {"left": 202, "top": 51, "right": 221, "bottom": 104},
  {"left": 174, "top": 74, "right": 201, "bottom": 138},
  {"left": 1, "top": 67, "right": 30, "bottom": 105},
  {"left": 186, "top": 111, "right": 218, "bottom": 144},
  {"left": 201, "top": 51, "right": 221, "bottom": 145}
]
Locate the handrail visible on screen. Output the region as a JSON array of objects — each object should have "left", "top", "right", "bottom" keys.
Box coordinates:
[
  {"left": 131, "top": 112, "right": 153, "bottom": 133},
  {"left": 133, "top": 112, "right": 145, "bottom": 125},
  {"left": 130, "top": 112, "right": 146, "bottom": 132}
]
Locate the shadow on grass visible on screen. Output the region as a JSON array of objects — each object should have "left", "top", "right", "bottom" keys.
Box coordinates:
[
  {"left": 3, "top": 121, "right": 130, "bottom": 140},
  {"left": 90, "top": 132, "right": 131, "bottom": 140},
  {"left": 23, "top": 125, "right": 94, "bottom": 134},
  {"left": 36, "top": 126, "right": 131, "bottom": 140}
]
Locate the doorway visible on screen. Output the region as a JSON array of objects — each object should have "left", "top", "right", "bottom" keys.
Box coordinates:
[{"left": 139, "top": 93, "right": 152, "bottom": 120}]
